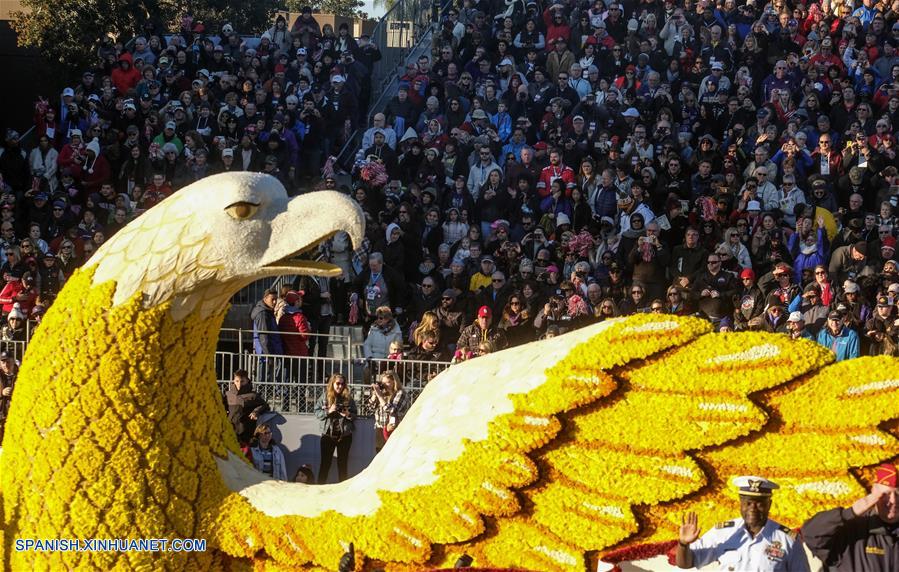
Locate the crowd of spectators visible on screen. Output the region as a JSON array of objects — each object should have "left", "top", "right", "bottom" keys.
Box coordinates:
[
  {"left": 3, "top": 0, "right": 899, "bottom": 377},
  {"left": 0, "top": 8, "right": 381, "bottom": 327},
  {"left": 339, "top": 0, "right": 899, "bottom": 363}
]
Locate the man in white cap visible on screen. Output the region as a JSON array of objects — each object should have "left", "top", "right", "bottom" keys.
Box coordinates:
[
  {"left": 677, "top": 476, "right": 810, "bottom": 571},
  {"left": 786, "top": 311, "right": 814, "bottom": 340}
]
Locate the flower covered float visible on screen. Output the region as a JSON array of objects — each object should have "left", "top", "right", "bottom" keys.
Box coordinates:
[{"left": 0, "top": 173, "right": 896, "bottom": 571}]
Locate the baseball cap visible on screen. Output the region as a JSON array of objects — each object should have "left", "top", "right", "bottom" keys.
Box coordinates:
[
  {"left": 787, "top": 311, "right": 803, "bottom": 323},
  {"left": 477, "top": 306, "right": 492, "bottom": 318},
  {"left": 165, "top": 121, "right": 176, "bottom": 130},
  {"left": 62, "top": 87, "right": 75, "bottom": 97},
  {"left": 740, "top": 268, "right": 756, "bottom": 280}
]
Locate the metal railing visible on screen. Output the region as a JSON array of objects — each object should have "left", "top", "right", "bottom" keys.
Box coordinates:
[
  {"left": 334, "top": 0, "right": 448, "bottom": 172},
  {"left": 215, "top": 352, "right": 452, "bottom": 415},
  {"left": 368, "top": 0, "right": 437, "bottom": 102},
  {"left": 218, "top": 327, "right": 353, "bottom": 360},
  {"left": 1, "top": 340, "right": 28, "bottom": 363}
]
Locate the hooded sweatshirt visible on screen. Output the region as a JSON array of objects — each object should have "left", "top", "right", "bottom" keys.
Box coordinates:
[{"left": 111, "top": 53, "right": 141, "bottom": 95}]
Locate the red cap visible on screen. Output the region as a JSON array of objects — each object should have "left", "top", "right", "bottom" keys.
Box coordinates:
[
  {"left": 533, "top": 142, "right": 548, "bottom": 150},
  {"left": 875, "top": 463, "right": 897, "bottom": 487},
  {"left": 284, "top": 290, "right": 303, "bottom": 304},
  {"left": 882, "top": 236, "right": 896, "bottom": 251},
  {"left": 740, "top": 268, "right": 756, "bottom": 280},
  {"left": 274, "top": 63, "right": 287, "bottom": 73},
  {"left": 477, "top": 305, "right": 492, "bottom": 319}
]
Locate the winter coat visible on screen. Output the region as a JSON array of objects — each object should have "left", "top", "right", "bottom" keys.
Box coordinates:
[
  {"left": 110, "top": 53, "right": 141, "bottom": 95},
  {"left": 363, "top": 320, "right": 403, "bottom": 359},
  {"left": 223, "top": 381, "right": 270, "bottom": 443},
  {"left": 277, "top": 308, "right": 310, "bottom": 356},
  {"left": 251, "top": 300, "right": 283, "bottom": 355}
]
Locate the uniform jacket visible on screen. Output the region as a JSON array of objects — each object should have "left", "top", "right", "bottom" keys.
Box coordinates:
[{"left": 690, "top": 517, "right": 809, "bottom": 571}]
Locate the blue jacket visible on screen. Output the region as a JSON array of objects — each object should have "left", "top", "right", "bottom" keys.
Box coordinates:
[
  {"left": 816, "top": 326, "right": 860, "bottom": 361},
  {"left": 592, "top": 185, "right": 618, "bottom": 220},
  {"left": 251, "top": 300, "right": 283, "bottom": 355}
]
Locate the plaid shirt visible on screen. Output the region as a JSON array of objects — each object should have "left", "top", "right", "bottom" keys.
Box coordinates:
[{"left": 372, "top": 388, "right": 409, "bottom": 429}]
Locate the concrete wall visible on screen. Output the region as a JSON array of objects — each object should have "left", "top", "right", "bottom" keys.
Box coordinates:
[{"left": 261, "top": 412, "right": 377, "bottom": 482}]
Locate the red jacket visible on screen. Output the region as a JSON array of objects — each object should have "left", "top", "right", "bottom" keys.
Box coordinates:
[
  {"left": 537, "top": 164, "right": 576, "bottom": 198},
  {"left": 278, "top": 310, "right": 310, "bottom": 356},
  {"left": 0, "top": 281, "right": 36, "bottom": 315},
  {"left": 110, "top": 53, "right": 141, "bottom": 96},
  {"left": 543, "top": 7, "right": 572, "bottom": 46}
]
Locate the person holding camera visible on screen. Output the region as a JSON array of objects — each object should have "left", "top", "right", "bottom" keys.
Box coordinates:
[
  {"left": 315, "top": 373, "right": 357, "bottom": 484},
  {"left": 369, "top": 371, "right": 409, "bottom": 452}
]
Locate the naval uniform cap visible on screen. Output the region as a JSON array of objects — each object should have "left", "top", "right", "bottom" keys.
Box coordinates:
[{"left": 733, "top": 475, "right": 779, "bottom": 497}]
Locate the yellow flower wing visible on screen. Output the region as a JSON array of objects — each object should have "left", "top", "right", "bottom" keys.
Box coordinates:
[
  {"left": 213, "top": 315, "right": 711, "bottom": 568},
  {"left": 641, "top": 356, "right": 899, "bottom": 545},
  {"left": 455, "top": 332, "right": 833, "bottom": 571}
]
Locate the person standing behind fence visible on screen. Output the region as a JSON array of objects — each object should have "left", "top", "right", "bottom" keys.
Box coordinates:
[
  {"left": 278, "top": 290, "right": 310, "bottom": 389},
  {"left": 315, "top": 373, "right": 356, "bottom": 484},
  {"left": 363, "top": 307, "right": 403, "bottom": 360},
  {"left": 278, "top": 290, "right": 310, "bottom": 357},
  {"left": 310, "top": 274, "right": 334, "bottom": 358},
  {"left": 251, "top": 288, "right": 284, "bottom": 387},
  {"left": 370, "top": 371, "right": 409, "bottom": 453}
]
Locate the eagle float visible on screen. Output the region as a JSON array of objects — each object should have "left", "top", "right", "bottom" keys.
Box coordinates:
[{"left": 1, "top": 173, "right": 897, "bottom": 571}]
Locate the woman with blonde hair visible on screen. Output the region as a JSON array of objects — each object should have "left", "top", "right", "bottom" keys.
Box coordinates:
[
  {"left": 314, "top": 373, "right": 356, "bottom": 483},
  {"left": 595, "top": 297, "right": 619, "bottom": 322},
  {"left": 369, "top": 370, "right": 409, "bottom": 452},
  {"left": 411, "top": 310, "right": 439, "bottom": 345}
]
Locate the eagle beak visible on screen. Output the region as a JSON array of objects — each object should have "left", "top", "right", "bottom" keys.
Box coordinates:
[{"left": 262, "top": 191, "right": 365, "bottom": 277}]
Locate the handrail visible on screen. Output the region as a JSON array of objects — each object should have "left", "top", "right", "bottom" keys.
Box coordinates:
[{"left": 334, "top": 0, "right": 450, "bottom": 173}]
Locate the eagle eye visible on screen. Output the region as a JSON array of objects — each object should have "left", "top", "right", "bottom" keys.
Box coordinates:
[{"left": 225, "top": 202, "right": 259, "bottom": 220}]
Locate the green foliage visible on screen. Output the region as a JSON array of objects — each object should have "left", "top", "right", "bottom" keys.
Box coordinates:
[
  {"left": 12, "top": 0, "right": 279, "bottom": 72},
  {"left": 284, "top": 0, "right": 367, "bottom": 18}
]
